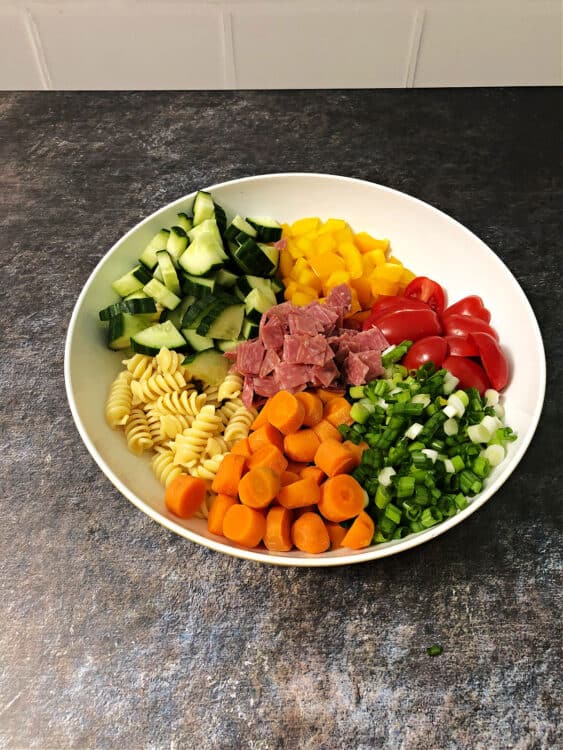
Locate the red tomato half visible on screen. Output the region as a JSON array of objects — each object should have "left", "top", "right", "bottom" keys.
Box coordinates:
[
  {"left": 404, "top": 336, "right": 448, "bottom": 370},
  {"left": 363, "top": 297, "right": 431, "bottom": 332},
  {"left": 443, "top": 295, "right": 491, "bottom": 323},
  {"left": 442, "top": 313, "right": 499, "bottom": 341},
  {"left": 470, "top": 332, "right": 509, "bottom": 391},
  {"left": 445, "top": 334, "right": 479, "bottom": 358},
  {"left": 404, "top": 277, "right": 447, "bottom": 315},
  {"left": 374, "top": 308, "right": 442, "bottom": 345},
  {"left": 443, "top": 356, "right": 491, "bottom": 395}
]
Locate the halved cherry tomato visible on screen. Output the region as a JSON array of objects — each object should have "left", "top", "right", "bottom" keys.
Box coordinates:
[
  {"left": 469, "top": 332, "right": 509, "bottom": 391},
  {"left": 404, "top": 336, "right": 448, "bottom": 370},
  {"left": 443, "top": 355, "right": 491, "bottom": 396},
  {"left": 442, "top": 313, "right": 499, "bottom": 341},
  {"left": 404, "top": 277, "right": 446, "bottom": 315},
  {"left": 443, "top": 295, "right": 491, "bottom": 323},
  {"left": 364, "top": 296, "right": 431, "bottom": 327},
  {"left": 373, "top": 308, "right": 442, "bottom": 345},
  {"left": 444, "top": 334, "right": 479, "bottom": 358}
]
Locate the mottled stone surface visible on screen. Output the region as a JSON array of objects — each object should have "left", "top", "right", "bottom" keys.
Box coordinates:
[{"left": 0, "top": 90, "right": 561, "bottom": 749}]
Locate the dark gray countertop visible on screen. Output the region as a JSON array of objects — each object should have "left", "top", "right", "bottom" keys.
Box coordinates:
[{"left": 1, "top": 90, "right": 561, "bottom": 749}]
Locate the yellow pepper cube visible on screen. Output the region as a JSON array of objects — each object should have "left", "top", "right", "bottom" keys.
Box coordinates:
[
  {"left": 371, "top": 263, "right": 404, "bottom": 283},
  {"left": 284, "top": 281, "right": 299, "bottom": 300},
  {"left": 351, "top": 277, "right": 373, "bottom": 309},
  {"left": 317, "top": 218, "right": 347, "bottom": 235},
  {"left": 399, "top": 268, "right": 416, "bottom": 288},
  {"left": 323, "top": 270, "right": 351, "bottom": 295},
  {"left": 338, "top": 242, "right": 363, "bottom": 279},
  {"left": 387, "top": 256, "right": 403, "bottom": 266},
  {"left": 310, "top": 251, "right": 346, "bottom": 280},
  {"left": 333, "top": 227, "right": 355, "bottom": 246},
  {"left": 291, "top": 217, "right": 321, "bottom": 236},
  {"left": 287, "top": 240, "right": 305, "bottom": 260},
  {"left": 354, "top": 232, "right": 390, "bottom": 253},
  {"left": 347, "top": 289, "right": 362, "bottom": 316},
  {"left": 312, "top": 233, "right": 337, "bottom": 256},
  {"left": 281, "top": 223, "right": 293, "bottom": 239},
  {"left": 292, "top": 291, "right": 317, "bottom": 306},
  {"left": 370, "top": 277, "right": 399, "bottom": 297},
  {"left": 295, "top": 236, "right": 315, "bottom": 255},
  {"left": 292, "top": 256, "right": 311, "bottom": 276},
  {"left": 297, "top": 269, "right": 323, "bottom": 294},
  {"left": 362, "top": 249, "right": 387, "bottom": 273},
  {"left": 279, "top": 250, "right": 294, "bottom": 278}
]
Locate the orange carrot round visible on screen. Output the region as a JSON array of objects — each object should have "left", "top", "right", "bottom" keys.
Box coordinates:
[
  {"left": 249, "top": 423, "right": 284, "bottom": 453},
  {"left": 312, "top": 419, "right": 343, "bottom": 444},
  {"left": 247, "top": 444, "right": 288, "bottom": 475},
  {"left": 342, "top": 440, "right": 369, "bottom": 469},
  {"left": 300, "top": 465, "right": 326, "bottom": 485},
  {"left": 341, "top": 511, "right": 375, "bottom": 549},
  {"left": 230, "top": 438, "right": 253, "bottom": 458},
  {"left": 250, "top": 403, "right": 270, "bottom": 431},
  {"left": 280, "top": 470, "right": 301, "bottom": 487},
  {"left": 238, "top": 466, "right": 281, "bottom": 509},
  {"left": 211, "top": 453, "right": 246, "bottom": 497},
  {"left": 278, "top": 477, "right": 320, "bottom": 509},
  {"left": 267, "top": 390, "right": 305, "bottom": 434},
  {"left": 314, "top": 438, "right": 356, "bottom": 477},
  {"left": 264, "top": 506, "right": 293, "bottom": 552},
  {"left": 291, "top": 512, "right": 330, "bottom": 553},
  {"left": 223, "top": 504, "right": 266, "bottom": 548},
  {"left": 164, "top": 475, "right": 207, "bottom": 519},
  {"left": 207, "top": 493, "right": 238, "bottom": 536},
  {"left": 316, "top": 387, "right": 346, "bottom": 404},
  {"left": 318, "top": 474, "right": 366, "bottom": 522},
  {"left": 294, "top": 504, "right": 318, "bottom": 517},
  {"left": 295, "top": 392, "right": 324, "bottom": 427},
  {"left": 283, "top": 429, "right": 321, "bottom": 463},
  {"left": 326, "top": 522, "right": 347, "bottom": 550},
  {"left": 323, "top": 397, "right": 353, "bottom": 427}
]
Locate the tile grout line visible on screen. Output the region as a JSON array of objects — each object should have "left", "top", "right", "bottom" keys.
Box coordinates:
[
  {"left": 404, "top": 6, "right": 425, "bottom": 88},
  {"left": 23, "top": 7, "right": 52, "bottom": 90},
  {"left": 220, "top": 7, "right": 237, "bottom": 89}
]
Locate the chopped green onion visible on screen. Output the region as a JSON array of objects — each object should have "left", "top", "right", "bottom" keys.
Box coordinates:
[
  {"left": 384, "top": 503, "right": 402, "bottom": 524},
  {"left": 381, "top": 340, "right": 413, "bottom": 368},
  {"left": 396, "top": 475, "right": 415, "bottom": 499},
  {"left": 392, "top": 526, "right": 410, "bottom": 540},
  {"left": 454, "top": 493, "right": 468, "bottom": 510},
  {"left": 450, "top": 455, "right": 465, "bottom": 473},
  {"left": 378, "top": 466, "right": 396, "bottom": 487},
  {"left": 484, "top": 389, "right": 499, "bottom": 406},
  {"left": 374, "top": 529, "right": 392, "bottom": 544},
  {"left": 409, "top": 520, "right": 424, "bottom": 533},
  {"left": 444, "top": 417, "right": 458, "bottom": 436},
  {"left": 375, "top": 484, "right": 392, "bottom": 509},
  {"left": 459, "top": 470, "right": 482, "bottom": 496},
  {"left": 405, "top": 422, "right": 424, "bottom": 440},
  {"left": 403, "top": 501, "right": 421, "bottom": 521},
  {"left": 421, "top": 507, "right": 443, "bottom": 527},
  {"left": 443, "top": 371, "right": 459, "bottom": 394},
  {"left": 349, "top": 385, "right": 365, "bottom": 399},
  {"left": 350, "top": 402, "right": 371, "bottom": 424},
  {"left": 484, "top": 443, "right": 505, "bottom": 467}
]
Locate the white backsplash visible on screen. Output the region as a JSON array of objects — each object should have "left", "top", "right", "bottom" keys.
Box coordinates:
[{"left": 0, "top": 0, "right": 561, "bottom": 89}]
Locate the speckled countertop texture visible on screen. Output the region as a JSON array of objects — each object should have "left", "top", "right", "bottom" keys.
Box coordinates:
[{"left": 1, "top": 90, "right": 561, "bottom": 749}]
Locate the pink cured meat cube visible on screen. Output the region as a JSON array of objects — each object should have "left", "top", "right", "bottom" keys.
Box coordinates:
[
  {"left": 242, "top": 376, "right": 255, "bottom": 408},
  {"left": 234, "top": 339, "right": 265, "bottom": 376},
  {"left": 260, "top": 348, "right": 281, "bottom": 378},
  {"left": 259, "top": 315, "right": 285, "bottom": 351},
  {"left": 253, "top": 376, "right": 282, "bottom": 399},
  {"left": 275, "top": 362, "right": 311, "bottom": 390},
  {"left": 282, "top": 334, "right": 333, "bottom": 367},
  {"left": 309, "top": 360, "right": 340, "bottom": 387}
]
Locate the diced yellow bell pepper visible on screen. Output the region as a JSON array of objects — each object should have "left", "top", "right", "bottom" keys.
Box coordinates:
[
  {"left": 287, "top": 240, "right": 305, "bottom": 260},
  {"left": 279, "top": 250, "right": 294, "bottom": 278},
  {"left": 312, "top": 233, "right": 337, "bottom": 256},
  {"left": 348, "top": 288, "right": 362, "bottom": 315},
  {"left": 354, "top": 232, "right": 390, "bottom": 253},
  {"left": 370, "top": 277, "right": 399, "bottom": 297},
  {"left": 281, "top": 223, "right": 293, "bottom": 238},
  {"left": 284, "top": 281, "right": 299, "bottom": 300},
  {"left": 338, "top": 242, "right": 363, "bottom": 279},
  {"left": 295, "top": 236, "right": 315, "bottom": 255},
  {"left": 292, "top": 257, "right": 311, "bottom": 276},
  {"left": 291, "top": 217, "right": 320, "bottom": 236},
  {"left": 292, "top": 291, "right": 317, "bottom": 306},
  {"left": 362, "top": 249, "right": 387, "bottom": 273},
  {"left": 332, "top": 227, "right": 354, "bottom": 246},
  {"left": 371, "top": 263, "right": 404, "bottom": 283},
  {"left": 351, "top": 277, "right": 373, "bottom": 309},
  {"left": 310, "top": 251, "right": 346, "bottom": 280},
  {"left": 324, "top": 270, "right": 351, "bottom": 295},
  {"left": 387, "top": 255, "right": 403, "bottom": 266},
  {"left": 317, "top": 218, "right": 347, "bottom": 235},
  {"left": 399, "top": 268, "right": 416, "bottom": 287},
  {"left": 297, "top": 269, "right": 322, "bottom": 294}
]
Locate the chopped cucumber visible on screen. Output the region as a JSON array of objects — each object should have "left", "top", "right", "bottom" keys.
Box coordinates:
[
  {"left": 192, "top": 191, "right": 227, "bottom": 233},
  {"left": 164, "top": 294, "right": 195, "bottom": 329},
  {"left": 183, "top": 348, "right": 230, "bottom": 386},
  {"left": 196, "top": 296, "right": 245, "bottom": 340},
  {"left": 156, "top": 250, "right": 181, "bottom": 295},
  {"left": 258, "top": 243, "right": 280, "bottom": 276},
  {"left": 246, "top": 217, "right": 283, "bottom": 242},
  {"left": 214, "top": 268, "right": 238, "bottom": 288},
  {"left": 182, "top": 329, "right": 214, "bottom": 352},
  {"left": 107, "top": 312, "right": 154, "bottom": 350},
  {"left": 175, "top": 212, "right": 193, "bottom": 233},
  {"left": 166, "top": 226, "right": 188, "bottom": 264},
  {"left": 182, "top": 272, "right": 216, "bottom": 298},
  {"left": 236, "top": 274, "right": 276, "bottom": 299},
  {"left": 139, "top": 229, "right": 170, "bottom": 270},
  {"left": 181, "top": 295, "right": 218, "bottom": 329},
  {"left": 111, "top": 264, "right": 152, "bottom": 297},
  {"left": 244, "top": 287, "right": 276, "bottom": 324},
  {"left": 231, "top": 238, "right": 277, "bottom": 276},
  {"left": 99, "top": 297, "right": 157, "bottom": 321},
  {"left": 242, "top": 318, "right": 260, "bottom": 339},
  {"left": 143, "top": 278, "right": 182, "bottom": 310},
  {"left": 180, "top": 223, "right": 227, "bottom": 276},
  {"left": 130, "top": 320, "right": 186, "bottom": 355},
  {"left": 216, "top": 339, "right": 240, "bottom": 353},
  {"left": 224, "top": 215, "right": 257, "bottom": 242}
]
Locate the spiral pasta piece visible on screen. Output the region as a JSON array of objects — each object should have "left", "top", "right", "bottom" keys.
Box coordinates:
[
  {"left": 131, "top": 371, "right": 187, "bottom": 405},
  {"left": 160, "top": 413, "right": 192, "bottom": 440},
  {"left": 205, "top": 436, "right": 229, "bottom": 458},
  {"left": 122, "top": 353, "right": 155, "bottom": 381},
  {"left": 124, "top": 409, "right": 153, "bottom": 455},
  {"left": 203, "top": 385, "right": 220, "bottom": 406},
  {"left": 191, "top": 454, "right": 225, "bottom": 482},
  {"left": 224, "top": 405, "right": 257, "bottom": 444},
  {"left": 152, "top": 447, "right": 185, "bottom": 487},
  {"left": 217, "top": 397, "right": 245, "bottom": 425},
  {"left": 105, "top": 370, "right": 133, "bottom": 428},
  {"left": 173, "top": 405, "right": 223, "bottom": 466},
  {"left": 217, "top": 373, "right": 243, "bottom": 402},
  {"left": 155, "top": 347, "right": 186, "bottom": 376},
  {"left": 153, "top": 389, "right": 207, "bottom": 418},
  {"left": 143, "top": 405, "right": 166, "bottom": 445}
]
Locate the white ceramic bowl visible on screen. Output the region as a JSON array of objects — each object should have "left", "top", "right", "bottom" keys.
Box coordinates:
[{"left": 65, "top": 173, "right": 545, "bottom": 566}]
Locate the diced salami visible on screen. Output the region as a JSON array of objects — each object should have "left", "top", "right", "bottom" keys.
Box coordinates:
[
  {"left": 242, "top": 376, "right": 255, "bottom": 408},
  {"left": 275, "top": 362, "right": 311, "bottom": 390},
  {"left": 235, "top": 339, "right": 265, "bottom": 376},
  {"left": 260, "top": 348, "right": 281, "bottom": 378},
  {"left": 260, "top": 315, "right": 285, "bottom": 350},
  {"left": 343, "top": 352, "right": 370, "bottom": 385},
  {"left": 309, "top": 360, "right": 340, "bottom": 387},
  {"left": 253, "top": 376, "right": 282, "bottom": 398},
  {"left": 283, "top": 334, "right": 333, "bottom": 366}
]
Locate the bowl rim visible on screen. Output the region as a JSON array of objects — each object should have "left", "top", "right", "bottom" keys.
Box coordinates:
[{"left": 64, "top": 172, "right": 546, "bottom": 567}]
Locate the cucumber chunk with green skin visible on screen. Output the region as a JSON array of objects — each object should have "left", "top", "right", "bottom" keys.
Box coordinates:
[
  {"left": 139, "top": 229, "right": 170, "bottom": 270},
  {"left": 182, "top": 329, "right": 215, "bottom": 352},
  {"left": 258, "top": 243, "right": 280, "bottom": 276},
  {"left": 242, "top": 318, "right": 260, "bottom": 339},
  {"left": 236, "top": 274, "right": 276, "bottom": 299},
  {"left": 180, "top": 225, "right": 226, "bottom": 276},
  {"left": 244, "top": 287, "right": 277, "bottom": 324},
  {"left": 214, "top": 268, "right": 238, "bottom": 288},
  {"left": 196, "top": 297, "right": 245, "bottom": 340},
  {"left": 164, "top": 295, "right": 195, "bottom": 329},
  {"left": 156, "top": 250, "right": 181, "bottom": 295},
  {"left": 181, "top": 272, "right": 216, "bottom": 297},
  {"left": 183, "top": 348, "right": 230, "bottom": 386},
  {"left": 270, "top": 277, "right": 284, "bottom": 294},
  {"left": 107, "top": 313, "right": 155, "bottom": 350},
  {"left": 224, "top": 215, "right": 257, "bottom": 243},
  {"left": 99, "top": 297, "right": 157, "bottom": 321},
  {"left": 112, "top": 265, "right": 151, "bottom": 297},
  {"left": 175, "top": 213, "right": 193, "bottom": 233},
  {"left": 143, "top": 278, "right": 182, "bottom": 310},
  {"left": 192, "top": 192, "right": 227, "bottom": 234},
  {"left": 130, "top": 320, "right": 186, "bottom": 355},
  {"left": 216, "top": 339, "right": 240, "bottom": 353},
  {"left": 166, "top": 226, "right": 188, "bottom": 264},
  {"left": 232, "top": 238, "right": 276, "bottom": 276},
  {"left": 246, "top": 217, "right": 283, "bottom": 242},
  {"left": 181, "top": 295, "right": 219, "bottom": 329}
]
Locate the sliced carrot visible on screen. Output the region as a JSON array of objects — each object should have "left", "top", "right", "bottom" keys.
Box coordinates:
[
  {"left": 267, "top": 390, "right": 305, "bottom": 435},
  {"left": 164, "top": 475, "right": 207, "bottom": 519},
  {"left": 291, "top": 512, "right": 330, "bottom": 553},
  {"left": 264, "top": 506, "right": 293, "bottom": 552},
  {"left": 326, "top": 522, "right": 347, "bottom": 550},
  {"left": 316, "top": 387, "right": 346, "bottom": 404},
  {"left": 280, "top": 470, "right": 301, "bottom": 487},
  {"left": 230, "top": 437, "right": 253, "bottom": 458},
  {"left": 238, "top": 466, "right": 280, "bottom": 509},
  {"left": 278, "top": 477, "right": 320, "bottom": 509},
  {"left": 207, "top": 493, "right": 238, "bottom": 536},
  {"left": 248, "top": 423, "right": 284, "bottom": 453},
  {"left": 314, "top": 438, "right": 356, "bottom": 477},
  {"left": 311, "top": 419, "right": 343, "bottom": 443},
  {"left": 283, "top": 429, "right": 321, "bottom": 463},
  {"left": 211, "top": 453, "right": 246, "bottom": 497},
  {"left": 250, "top": 403, "right": 270, "bottom": 431},
  {"left": 342, "top": 440, "right": 369, "bottom": 468},
  {"left": 299, "top": 465, "right": 326, "bottom": 485},
  {"left": 318, "top": 474, "right": 366, "bottom": 522},
  {"left": 341, "top": 511, "right": 375, "bottom": 549},
  {"left": 223, "top": 504, "right": 267, "bottom": 548},
  {"left": 294, "top": 504, "right": 318, "bottom": 517},
  {"left": 323, "top": 397, "right": 353, "bottom": 427},
  {"left": 286, "top": 460, "right": 308, "bottom": 475},
  {"left": 247, "top": 444, "right": 288, "bottom": 475},
  {"left": 295, "top": 392, "right": 323, "bottom": 427}
]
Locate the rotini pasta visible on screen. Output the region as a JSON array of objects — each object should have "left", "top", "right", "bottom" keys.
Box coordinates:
[
  {"left": 191, "top": 454, "right": 225, "bottom": 482},
  {"left": 160, "top": 413, "right": 192, "bottom": 440},
  {"left": 205, "top": 436, "right": 229, "bottom": 458},
  {"left": 124, "top": 409, "right": 153, "bottom": 455},
  {"left": 224, "top": 405, "right": 257, "bottom": 443},
  {"left": 202, "top": 384, "right": 220, "bottom": 406},
  {"left": 217, "top": 373, "right": 243, "bottom": 402},
  {"left": 155, "top": 347, "right": 186, "bottom": 375},
  {"left": 105, "top": 370, "right": 133, "bottom": 428},
  {"left": 131, "top": 370, "right": 187, "bottom": 405},
  {"left": 153, "top": 389, "right": 206, "bottom": 418},
  {"left": 151, "top": 447, "right": 185, "bottom": 487},
  {"left": 172, "top": 405, "right": 223, "bottom": 466},
  {"left": 143, "top": 404, "right": 166, "bottom": 445},
  {"left": 122, "top": 353, "right": 155, "bottom": 381},
  {"left": 217, "top": 397, "right": 246, "bottom": 425}
]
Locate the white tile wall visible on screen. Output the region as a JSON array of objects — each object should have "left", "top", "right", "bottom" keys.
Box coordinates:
[{"left": 0, "top": 0, "right": 561, "bottom": 89}]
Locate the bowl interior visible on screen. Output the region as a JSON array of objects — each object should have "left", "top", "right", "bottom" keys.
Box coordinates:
[{"left": 65, "top": 174, "right": 545, "bottom": 566}]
